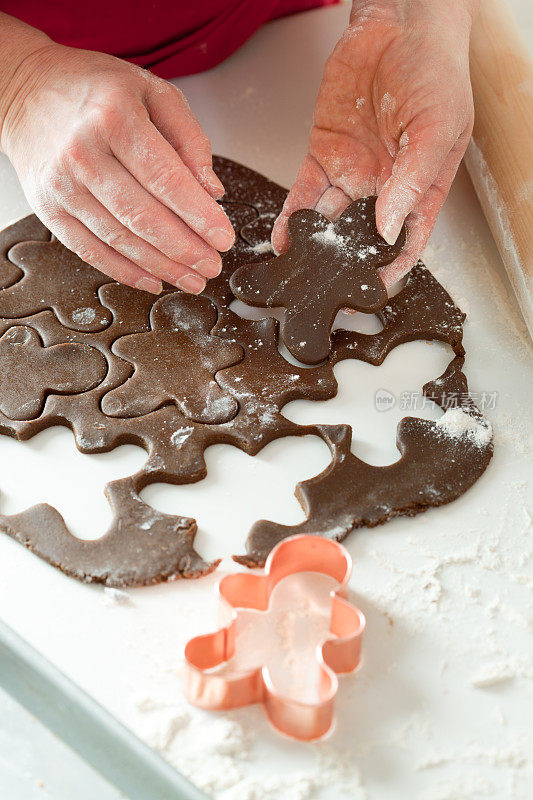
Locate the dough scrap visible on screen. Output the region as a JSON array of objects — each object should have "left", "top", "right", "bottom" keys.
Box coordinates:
[
  {"left": 235, "top": 358, "right": 493, "bottom": 567},
  {"left": 331, "top": 262, "right": 466, "bottom": 365},
  {"left": 0, "top": 477, "right": 218, "bottom": 587}
]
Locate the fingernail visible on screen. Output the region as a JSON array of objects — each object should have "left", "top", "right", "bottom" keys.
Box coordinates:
[
  {"left": 380, "top": 216, "right": 404, "bottom": 245},
  {"left": 177, "top": 273, "right": 206, "bottom": 294},
  {"left": 194, "top": 258, "right": 222, "bottom": 278},
  {"left": 135, "top": 276, "right": 162, "bottom": 294},
  {"left": 208, "top": 227, "right": 235, "bottom": 252},
  {"left": 202, "top": 166, "right": 225, "bottom": 198}
]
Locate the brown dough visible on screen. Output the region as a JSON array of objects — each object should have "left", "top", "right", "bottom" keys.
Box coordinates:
[
  {"left": 203, "top": 200, "right": 276, "bottom": 312},
  {"left": 330, "top": 262, "right": 466, "bottom": 364},
  {"left": 235, "top": 358, "right": 493, "bottom": 567},
  {"left": 0, "top": 477, "right": 219, "bottom": 586},
  {"left": 0, "top": 157, "right": 492, "bottom": 585},
  {"left": 0, "top": 237, "right": 113, "bottom": 332},
  {"left": 0, "top": 325, "right": 107, "bottom": 420},
  {"left": 101, "top": 293, "right": 243, "bottom": 424},
  {"left": 213, "top": 312, "right": 338, "bottom": 451},
  {"left": 0, "top": 214, "right": 50, "bottom": 290},
  {"left": 230, "top": 197, "right": 405, "bottom": 365}
]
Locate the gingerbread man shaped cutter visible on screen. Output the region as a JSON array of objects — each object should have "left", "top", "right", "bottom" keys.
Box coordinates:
[{"left": 183, "top": 534, "right": 365, "bottom": 740}]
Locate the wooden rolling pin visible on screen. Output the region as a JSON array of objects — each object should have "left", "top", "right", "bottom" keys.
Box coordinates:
[{"left": 465, "top": 0, "right": 533, "bottom": 338}]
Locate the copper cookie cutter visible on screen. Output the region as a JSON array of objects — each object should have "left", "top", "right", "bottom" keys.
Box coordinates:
[{"left": 183, "top": 534, "right": 365, "bottom": 740}]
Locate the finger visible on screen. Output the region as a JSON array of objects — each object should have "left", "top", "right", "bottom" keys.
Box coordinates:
[
  {"left": 43, "top": 209, "right": 163, "bottom": 293},
  {"left": 314, "top": 186, "right": 352, "bottom": 219},
  {"left": 378, "top": 205, "right": 433, "bottom": 289},
  {"left": 376, "top": 161, "right": 394, "bottom": 195},
  {"left": 379, "top": 139, "right": 467, "bottom": 287},
  {"left": 61, "top": 189, "right": 207, "bottom": 292},
  {"left": 145, "top": 81, "right": 225, "bottom": 200},
  {"left": 309, "top": 127, "right": 380, "bottom": 199},
  {"left": 271, "top": 154, "right": 330, "bottom": 253},
  {"left": 74, "top": 153, "right": 222, "bottom": 278},
  {"left": 109, "top": 110, "right": 235, "bottom": 253},
  {"left": 375, "top": 122, "right": 458, "bottom": 246}
]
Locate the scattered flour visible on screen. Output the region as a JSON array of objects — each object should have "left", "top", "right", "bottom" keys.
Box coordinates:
[
  {"left": 469, "top": 659, "right": 522, "bottom": 689},
  {"left": 71, "top": 307, "right": 97, "bottom": 325},
  {"left": 398, "top": 131, "right": 409, "bottom": 149},
  {"left": 102, "top": 587, "right": 132, "bottom": 607},
  {"left": 133, "top": 694, "right": 368, "bottom": 800},
  {"left": 311, "top": 223, "right": 347, "bottom": 248},
  {"left": 170, "top": 426, "right": 195, "bottom": 448},
  {"left": 380, "top": 92, "right": 396, "bottom": 115},
  {"left": 249, "top": 241, "right": 274, "bottom": 255},
  {"left": 435, "top": 408, "right": 492, "bottom": 446}
]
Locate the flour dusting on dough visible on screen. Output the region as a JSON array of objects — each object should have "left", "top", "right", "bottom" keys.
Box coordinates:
[
  {"left": 311, "top": 222, "right": 347, "bottom": 249},
  {"left": 171, "top": 426, "right": 195, "bottom": 448},
  {"left": 435, "top": 408, "right": 492, "bottom": 446},
  {"left": 249, "top": 241, "right": 274, "bottom": 255},
  {"left": 72, "top": 307, "right": 97, "bottom": 325}
]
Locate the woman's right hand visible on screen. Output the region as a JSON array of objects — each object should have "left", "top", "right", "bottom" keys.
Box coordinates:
[{"left": 0, "top": 39, "right": 234, "bottom": 294}]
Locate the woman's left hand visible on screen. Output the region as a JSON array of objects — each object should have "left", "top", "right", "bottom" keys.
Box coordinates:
[{"left": 272, "top": 0, "right": 479, "bottom": 287}]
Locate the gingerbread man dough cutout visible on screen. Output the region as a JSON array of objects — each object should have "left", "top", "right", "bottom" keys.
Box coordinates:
[
  {"left": 101, "top": 293, "right": 243, "bottom": 424},
  {"left": 2, "top": 238, "right": 113, "bottom": 332},
  {"left": 0, "top": 325, "right": 107, "bottom": 420},
  {"left": 230, "top": 197, "right": 405, "bottom": 365}
]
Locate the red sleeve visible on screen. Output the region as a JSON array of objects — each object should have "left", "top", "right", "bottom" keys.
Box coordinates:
[{"left": 3, "top": 0, "right": 339, "bottom": 77}]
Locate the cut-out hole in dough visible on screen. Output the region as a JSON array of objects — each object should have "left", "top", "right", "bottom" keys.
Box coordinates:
[
  {"left": 230, "top": 298, "right": 284, "bottom": 324},
  {"left": 277, "top": 339, "right": 321, "bottom": 369},
  {"left": 283, "top": 340, "right": 454, "bottom": 466},
  {"left": 230, "top": 299, "right": 384, "bottom": 360},
  {"left": 230, "top": 298, "right": 321, "bottom": 369},
  {"left": 141, "top": 435, "right": 331, "bottom": 563},
  {"left": 0, "top": 427, "right": 146, "bottom": 540},
  {"left": 332, "top": 310, "right": 384, "bottom": 335},
  {"left": 231, "top": 298, "right": 385, "bottom": 336},
  {"left": 386, "top": 274, "right": 407, "bottom": 299}
]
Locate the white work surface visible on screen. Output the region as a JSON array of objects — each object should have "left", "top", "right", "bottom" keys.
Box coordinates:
[{"left": 1, "top": 5, "right": 532, "bottom": 800}]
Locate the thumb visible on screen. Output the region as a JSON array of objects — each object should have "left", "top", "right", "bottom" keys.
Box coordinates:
[{"left": 375, "top": 122, "right": 456, "bottom": 245}]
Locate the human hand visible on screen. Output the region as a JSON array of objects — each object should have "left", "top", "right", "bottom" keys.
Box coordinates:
[
  {"left": 0, "top": 42, "right": 234, "bottom": 294},
  {"left": 272, "top": 0, "right": 479, "bottom": 287}
]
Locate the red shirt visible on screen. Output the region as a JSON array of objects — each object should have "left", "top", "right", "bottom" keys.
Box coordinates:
[{"left": 6, "top": 1, "right": 339, "bottom": 77}]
